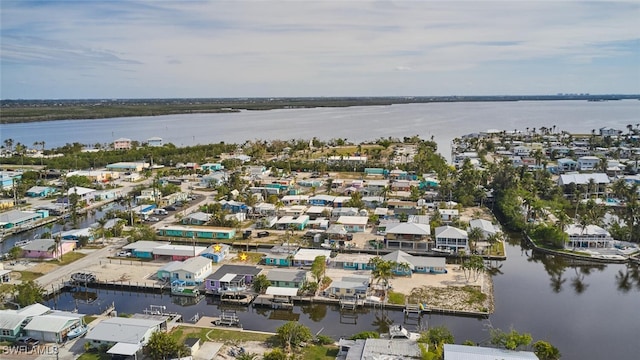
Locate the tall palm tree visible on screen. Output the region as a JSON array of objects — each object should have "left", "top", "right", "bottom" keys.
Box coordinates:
[{"left": 467, "top": 227, "right": 484, "bottom": 253}]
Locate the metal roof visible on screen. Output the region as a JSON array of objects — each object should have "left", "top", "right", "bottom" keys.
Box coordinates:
[
  {"left": 206, "top": 264, "right": 262, "bottom": 280},
  {"left": 266, "top": 269, "right": 307, "bottom": 283},
  {"left": 444, "top": 344, "right": 539, "bottom": 360},
  {"left": 85, "top": 317, "right": 162, "bottom": 344},
  {"left": 265, "top": 286, "right": 299, "bottom": 296},
  {"left": 23, "top": 313, "right": 83, "bottom": 333},
  {"left": 435, "top": 225, "right": 468, "bottom": 239},
  {"left": 386, "top": 222, "right": 431, "bottom": 235},
  {"left": 107, "top": 342, "right": 142, "bottom": 356},
  {"left": 0, "top": 313, "right": 27, "bottom": 330}
]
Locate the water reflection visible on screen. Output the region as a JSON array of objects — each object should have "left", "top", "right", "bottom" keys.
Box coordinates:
[
  {"left": 615, "top": 265, "right": 640, "bottom": 293},
  {"left": 301, "top": 303, "right": 327, "bottom": 322},
  {"left": 527, "top": 250, "right": 609, "bottom": 295}
]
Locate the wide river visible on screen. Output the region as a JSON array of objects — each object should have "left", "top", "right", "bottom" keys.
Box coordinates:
[
  {"left": 3, "top": 100, "right": 640, "bottom": 359},
  {"left": 2, "top": 100, "right": 639, "bottom": 161}
]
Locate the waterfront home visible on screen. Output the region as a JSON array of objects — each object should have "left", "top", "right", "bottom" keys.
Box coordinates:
[
  {"left": 146, "top": 136, "right": 163, "bottom": 147},
  {"left": 293, "top": 248, "right": 331, "bottom": 267},
  {"left": 565, "top": 224, "right": 615, "bottom": 248},
  {"left": 332, "top": 253, "right": 375, "bottom": 270},
  {"left": 85, "top": 317, "right": 163, "bottom": 356},
  {"left": 26, "top": 186, "right": 55, "bottom": 198},
  {"left": 264, "top": 245, "right": 298, "bottom": 267},
  {"left": 157, "top": 256, "right": 212, "bottom": 285},
  {"left": 200, "top": 243, "right": 231, "bottom": 263},
  {"left": 266, "top": 269, "right": 308, "bottom": 288},
  {"left": 443, "top": 344, "right": 539, "bottom": 360},
  {"left": 21, "top": 239, "right": 76, "bottom": 259},
  {"left": 435, "top": 226, "right": 469, "bottom": 253},
  {"left": 468, "top": 219, "right": 500, "bottom": 239},
  {"left": 152, "top": 244, "right": 207, "bottom": 261},
  {"left": 0, "top": 209, "right": 47, "bottom": 229},
  {"left": 156, "top": 225, "right": 236, "bottom": 240},
  {"left": 577, "top": 156, "right": 601, "bottom": 171},
  {"left": 382, "top": 250, "right": 446, "bottom": 275},
  {"left": 326, "top": 275, "right": 370, "bottom": 298},
  {"left": 385, "top": 222, "right": 431, "bottom": 251},
  {"left": 181, "top": 211, "right": 211, "bottom": 225},
  {"left": 338, "top": 338, "right": 421, "bottom": 359},
  {"left": 200, "top": 162, "right": 224, "bottom": 172},
  {"left": 275, "top": 215, "right": 309, "bottom": 231},
  {"left": 105, "top": 161, "right": 149, "bottom": 172},
  {"left": 60, "top": 228, "right": 94, "bottom": 243},
  {"left": 0, "top": 313, "right": 27, "bottom": 341},
  {"left": 123, "top": 240, "right": 168, "bottom": 259},
  {"left": 205, "top": 264, "right": 263, "bottom": 294},
  {"left": 336, "top": 215, "right": 369, "bottom": 232},
  {"left": 113, "top": 137, "right": 132, "bottom": 150},
  {"left": 23, "top": 311, "right": 84, "bottom": 343}
]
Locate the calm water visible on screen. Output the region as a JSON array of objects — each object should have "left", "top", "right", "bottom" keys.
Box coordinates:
[
  {"left": 46, "top": 240, "right": 640, "bottom": 360},
  {"left": 6, "top": 100, "right": 640, "bottom": 358},
  {"left": 2, "top": 100, "right": 639, "bottom": 160}
]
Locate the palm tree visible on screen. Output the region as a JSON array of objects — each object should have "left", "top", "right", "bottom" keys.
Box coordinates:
[
  {"left": 368, "top": 257, "right": 398, "bottom": 302},
  {"left": 467, "top": 226, "right": 484, "bottom": 253}
]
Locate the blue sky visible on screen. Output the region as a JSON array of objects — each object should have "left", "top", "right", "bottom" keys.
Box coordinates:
[{"left": 1, "top": 1, "right": 639, "bottom": 99}]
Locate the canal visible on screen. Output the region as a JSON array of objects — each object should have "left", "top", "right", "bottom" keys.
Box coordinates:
[{"left": 45, "top": 238, "right": 640, "bottom": 360}]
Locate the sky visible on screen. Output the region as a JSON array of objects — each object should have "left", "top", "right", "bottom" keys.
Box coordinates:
[{"left": 1, "top": 0, "right": 639, "bottom": 99}]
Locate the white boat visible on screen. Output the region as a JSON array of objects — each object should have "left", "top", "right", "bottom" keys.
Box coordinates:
[
  {"left": 14, "top": 240, "right": 31, "bottom": 248},
  {"left": 67, "top": 325, "right": 88, "bottom": 339}
]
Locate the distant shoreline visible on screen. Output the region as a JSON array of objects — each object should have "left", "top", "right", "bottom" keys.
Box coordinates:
[{"left": 2, "top": 95, "right": 638, "bottom": 124}]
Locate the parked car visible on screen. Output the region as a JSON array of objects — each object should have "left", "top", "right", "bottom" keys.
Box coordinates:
[
  {"left": 116, "top": 251, "right": 132, "bottom": 257},
  {"left": 256, "top": 231, "right": 270, "bottom": 238},
  {"left": 146, "top": 217, "right": 160, "bottom": 222},
  {"left": 164, "top": 206, "right": 177, "bottom": 211},
  {"left": 15, "top": 337, "right": 39, "bottom": 349}
]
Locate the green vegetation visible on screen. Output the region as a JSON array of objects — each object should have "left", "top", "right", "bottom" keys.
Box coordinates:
[
  {"left": 276, "top": 321, "right": 313, "bottom": 354},
  {"left": 349, "top": 331, "right": 380, "bottom": 340},
  {"left": 171, "top": 326, "right": 273, "bottom": 343},
  {"left": 56, "top": 251, "right": 86, "bottom": 265},
  {"left": 77, "top": 353, "right": 111, "bottom": 360},
  {"left": 145, "top": 331, "right": 189, "bottom": 360},
  {"left": 83, "top": 315, "right": 98, "bottom": 324},
  {"left": 302, "top": 345, "right": 339, "bottom": 360},
  {"left": 16, "top": 271, "right": 44, "bottom": 282},
  {"left": 13, "top": 280, "right": 45, "bottom": 307},
  {"left": 387, "top": 291, "right": 406, "bottom": 305}
]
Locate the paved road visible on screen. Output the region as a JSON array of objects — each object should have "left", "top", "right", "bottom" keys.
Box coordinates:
[{"left": 35, "top": 241, "right": 122, "bottom": 290}]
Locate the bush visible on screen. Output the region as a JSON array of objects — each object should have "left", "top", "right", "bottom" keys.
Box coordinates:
[
  {"left": 349, "top": 331, "right": 379, "bottom": 340},
  {"left": 263, "top": 348, "right": 287, "bottom": 360},
  {"left": 315, "top": 334, "right": 334, "bottom": 345}
]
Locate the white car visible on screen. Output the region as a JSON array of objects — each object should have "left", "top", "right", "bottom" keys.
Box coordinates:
[{"left": 116, "top": 251, "right": 132, "bottom": 257}]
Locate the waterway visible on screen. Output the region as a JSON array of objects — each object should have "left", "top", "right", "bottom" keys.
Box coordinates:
[
  {"left": 2, "top": 100, "right": 639, "bottom": 161},
  {"left": 45, "top": 239, "right": 640, "bottom": 360}
]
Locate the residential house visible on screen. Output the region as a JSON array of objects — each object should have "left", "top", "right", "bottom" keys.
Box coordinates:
[
  {"left": 577, "top": 156, "right": 601, "bottom": 171},
  {"left": 263, "top": 245, "right": 298, "bottom": 267},
  {"left": 336, "top": 216, "right": 368, "bottom": 232},
  {"left": 253, "top": 202, "right": 277, "bottom": 217},
  {"left": 105, "top": 162, "right": 148, "bottom": 172},
  {"left": 361, "top": 196, "right": 385, "bottom": 208},
  {"left": 557, "top": 158, "right": 578, "bottom": 173},
  {"left": 293, "top": 248, "right": 331, "bottom": 267},
  {"left": 204, "top": 264, "right": 263, "bottom": 295},
  {"left": 85, "top": 317, "right": 163, "bottom": 356},
  {"left": 331, "top": 207, "right": 359, "bottom": 219},
  {"left": 60, "top": 228, "right": 94, "bottom": 243},
  {"left": 200, "top": 243, "right": 231, "bottom": 263},
  {"left": 266, "top": 269, "right": 308, "bottom": 288},
  {"left": 439, "top": 209, "right": 459, "bottom": 223},
  {"left": 0, "top": 171, "right": 22, "bottom": 189},
  {"left": 0, "top": 210, "right": 46, "bottom": 230},
  {"left": 123, "top": 241, "right": 168, "bottom": 259},
  {"left": 152, "top": 244, "right": 207, "bottom": 261},
  {"left": 0, "top": 313, "right": 28, "bottom": 341},
  {"left": 112, "top": 137, "right": 132, "bottom": 150},
  {"left": 156, "top": 225, "right": 235, "bottom": 240},
  {"left": 435, "top": 226, "right": 469, "bottom": 253},
  {"left": 326, "top": 275, "right": 370, "bottom": 298},
  {"left": 558, "top": 173, "right": 610, "bottom": 196},
  {"left": 200, "top": 172, "right": 227, "bottom": 187},
  {"left": 181, "top": 211, "right": 211, "bottom": 225},
  {"left": 338, "top": 338, "right": 421, "bottom": 360},
  {"left": 565, "top": 224, "right": 615, "bottom": 249},
  {"left": 278, "top": 205, "right": 308, "bottom": 217},
  {"left": 281, "top": 195, "right": 309, "bottom": 205},
  {"left": 25, "top": 186, "right": 55, "bottom": 198},
  {"left": 332, "top": 253, "right": 375, "bottom": 271},
  {"left": 385, "top": 222, "right": 431, "bottom": 251},
  {"left": 599, "top": 127, "right": 620, "bottom": 137},
  {"left": 219, "top": 200, "right": 249, "bottom": 214},
  {"left": 146, "top": 136, "right": 163, "bottom": 147},
  {"left": 332, "top": 196, "right": 352, "bottom": 208},
  {"left": 66, "top": 186, "right": 96, "bottom": 204},
  {"left": 308, "top": 194, "right": 336, "bottom": 206},
  {"left": 443, "top": 344, "right": 539, "bottom": 360},
  {"left": 21, "top": 239, "right": 76, "bottom": 259},
  {"left": 468, "top": 219, "right": 500, "bottom": 239},
  {"left": 382, "top": 250, "right": 447, "bottom": 274},
  {"left": 200, "top": 162, "right": 224, "bottom": 172},
  {"left": 275, "top": 215, "right": 309, "bottom": 231},
  {"left": 23, "top": 311, "right": 84, "bottom": 343},
  {"left": 158, "top": 256, "right": 212, "bottom": 285},
  {"left": 305, "top": 206, "right": 331, "bottom": 220}
]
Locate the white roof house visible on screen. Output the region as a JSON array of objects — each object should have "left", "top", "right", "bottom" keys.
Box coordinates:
[
  {"left": 23, "top": 311, "right": 84, "bottom": 343},
  {"left": 468, "top": 219, "right": 500, "bottom": 239},
  {"left": 66, "top": 186, "right": 96, "bottom": 197},
  {"left": 386, "top": 222, "right": 431, "bottom": 236},
  {"left": 558, "top": 173, "right": 610, "bottom": 186},
  {"left": 435, "top": 226, "right": 469, "bottom": 252},
  {"left": 444, "top": 344, "right": 539, "bottom": 360},
  {"left": 294, "top": 249, "right": 332, "bottom": 263},
  {"left": 153, "top": 244, "right": 207, "bottom": 257},
  {"left": 85, "top": 317, "right": 163, "bottom": 351}
]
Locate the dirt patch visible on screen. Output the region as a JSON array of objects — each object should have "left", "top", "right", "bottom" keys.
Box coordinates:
[{"left": 29, "top": 263, "right": 59, "bottom": 274}]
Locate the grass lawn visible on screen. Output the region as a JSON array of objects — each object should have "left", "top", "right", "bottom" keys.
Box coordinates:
[
  {"left": 171, "top": 326, "right": 274, "bottom": 344},
  {"left": 84, "top": 315, "right": 98, "bottom": 324},
  {"left": 231, "top": 251, "right": 263, "bottom": 264},
  {"left": 387, "top": 291, "right": 406, "bottom": 305},
  {"left": 303, "top": 345, "right": 339, "bottom": 360},
  {"left": 16, "top": 271, "right": 44, "bottom": 282},
  {"left": 57, "top": 252, "right": 86, "bottom": 265},
  {"left": 77, "top": 353, "right": 111, "bottom": 360}
]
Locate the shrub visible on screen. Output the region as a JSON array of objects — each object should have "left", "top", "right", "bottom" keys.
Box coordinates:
[{"left": 315, "top": 334, "right": 334, "bottom": 345}]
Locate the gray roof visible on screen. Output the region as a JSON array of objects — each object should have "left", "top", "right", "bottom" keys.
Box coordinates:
[
  {"left": 382, "top": 250, "right": 445, "bottom": 269},
  {"left": 345, "top": 338, "right": 421, "bottom": 360},
  {"left": 85, "top": 317, "right": 162, "bottom": 344},
  {"left": 0, "top": 210, "right": 41, "bottom": 225},
  {"left": 123, "top": 241, "right": 168, "bottom": 252},
  {"left": 175, "top": 256, "right": 211, "bottom": 273},
  {"left": 207, "top": 264, "right": 263, "bottom": 280},
  {"left": 558, "top": 173, "right": 610, "bottom": 185},
  {"left": 444, "top": 344, "right": 539, "bottom": 360},
  {"left": 266, "top": 269, "right": 307, "bottom": 283},
  {"left": 386, "top": 222, "right": 431, "bottom": 235},
  {"left": 23, "top": 313, "right": 83, "bottom": 332},
  {"left": 184, "top": 211, "right": 211, "bottom": 222},
  {"left": 0, "top": 313, "right": 27, "bottom": 330},
  {"left": 435, "top": 226, "right": 468, "bottom": 239},
  {"left": 21, "top": 239, "right": 56, "bottom": 251}
]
